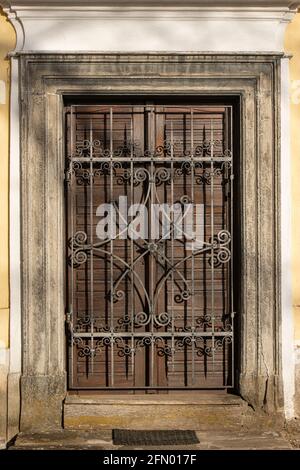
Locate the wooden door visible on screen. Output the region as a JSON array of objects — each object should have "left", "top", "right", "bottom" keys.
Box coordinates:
[{"left": 65, "top": 104, "right": 234, "bottom": 391}]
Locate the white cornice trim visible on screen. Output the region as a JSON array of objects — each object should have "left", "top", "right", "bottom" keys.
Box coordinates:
[
  {"left": 2, "top": 4, "right": 298, "bottom": 54},
  {"left": 3, "top": 6, "right": 297, "bottom": 21},
  {"left": 1, "top": 1, "right": 299, "bottom": 6},
  {"left": 4, "top": 9, "right": 25, "bottom": 52}
]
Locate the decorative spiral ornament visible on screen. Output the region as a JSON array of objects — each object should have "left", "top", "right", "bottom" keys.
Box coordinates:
[
  {"left": 214, "top": 339, "right": 223, "bottom": 351},
  {"left": 101, "top": 337, "right": 112, "bottom": 347},
  {"left": 118, "top": 315, "right": 131, "bottom": 326},
  {"left": 217, "top": 247, "right": 231, "bottom": 264},
  {"left": 223, "top": 149, "right": 232, "bottom": 158},
  {"left": 116, "top": 339, "right": 133, "bottom": 357},
  {"left": 143, "top": 149, "right": 153, "bottom": 158},
  {"left": 101, "top": 148, "right": 110, "bottom": 158},
  {"left": 181, "top": 161, "right": 192, "bottom": 174},
  {"left": 112, "top": 290, "right": 125, "bottom": 303},
  {"left": 113, "top": 161, "right": 122, "bottom": 170},
  {"left": 136, "top": 336, "right": 153, "bottom": 348},
  {"left": 72, "top": 161, "right": 82, "bottom": 172},
  {"left": 73, "top": 250, "right": 88, "bottom": 266},
  {"left": 117, "top": 169, "right": 131, "bottom": 185},
  {"left": 73, "top": 231, "right": 87, "bottom": 247},
  {"left": 118, "top": 345, "right": 132, "bottom": 357},
  {"left": 93, "top": 169, "right": 102, "bottom": 178},
  {"left": 175, "top": 338, "right": 185, "bottom": 349},
  {"left": 154, "top": 312, "right": 171, "bottom": 327},
  {"left": 134, "top": 311, "right": 150, "bottom": 326},
  {"left": 194, "top": 145, "right": 204, "bottom": 157},
  {"left": 195, "top": 347, "right": 204, "bottom": 357},
  {"left": 157, "top": 343, "right": 173, "bottom": 357},
  {"left": 196, "top": 314, "right": 212, "bottom": 326},
  {"left": 112, "top": 146, "right": 123, "bottom": 157},
  {"left": 78, "top": 346, "right": 93, "bottom": 358},
  {"left": 184, "top": 336, "right": 193, "bottom": 347},
  {"left": 217, "top": 230, "right": 231, "bottom": 245},
  {"left": 223, "top": 319, "right": 233, "bottom": 332},
  {"left": 76, "top": 172, "right": 91, "bottom": 185},
  {"left": 195, "top": 175, "right": 204, "bottom": 185},
  {"left": 73, "top": 337, "right": 83, "bottom": 346},
  {"left": 215, "top": 168, "right": 223, "bottom": 178},
  {"left": 155, "top": 167, "right": 170, "bottom": 183},
  {"left": 175, "top": 290, "right": 191, "bottom": 303},
  {"left": 134, "top": 168, "right": 148, "bottom": 183},
  {"left": 93, "top": 139, "right": 101, "bottom": 148},
  {"left": 76, "top": 315, "right": 91, "bottom": 331},
  {"left": 182, "top": 148, "right": 191, "bottom": 157},
  {"left": 196, "top": 345, "right": 212, "bottom": 357},
  {"left": 176, "top": 336, "right": 193, "bottom": 350},
  {"left": 82, "top": 139, "right": 91, "bottom": 149},
  {"left": 100, "top": 161, "right": 110, "bottom": 173},
  {"left": 154, "top": 145, "right": 164, "bottom": 157},
  {"left": 223, "top": 336, "right": 233, "bottom": 345},
  {"left": 180, "top": 195, "right": 191, "bottom": 205},
  {"left": 203, "top": 140, "right": 211, "bottom": 150}
]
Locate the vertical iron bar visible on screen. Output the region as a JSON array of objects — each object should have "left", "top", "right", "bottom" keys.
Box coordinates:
[
  {"left": 150, "top": 107, "right": 155, "bottom": 387},
  {"left": 70, "top": 105, "right": 74, "bottom": 386},
  {"left": 191, "top": 109, "right": 195, "bottom": 384},
  {"left": 89, "top": 119, "right": 94, "bottom": 374},
  {"left": 210, "top": 119, "right": 215, "bottom": 369},
  {"left": 170, "top": 119, "right": 175, "bottom": 372},
  {"left": 130, "top": 113, "right": 135, "bottom": 382},
  {"left": 110, "top": 107, "right": 114, "bottom": 386}
]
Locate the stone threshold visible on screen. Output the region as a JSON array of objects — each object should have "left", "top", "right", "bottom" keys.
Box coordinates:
[
  {"left": 65, "top": 392, "right": 243, "bottom": 406},
  {"left": 63, "top": 392, "right": 247, "bottom": 430}
]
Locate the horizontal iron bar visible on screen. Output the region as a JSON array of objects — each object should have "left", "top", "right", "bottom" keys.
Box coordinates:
[
  {"left": 72, "top": 331, "right": 232, "bottom": 338},
  {"left": 70, "top": 156, "right": 232, "bottom": 163},
  {"left": 68, "top": 385, "right": 234, "bottom": 390},
  {"left": 70, "top": 104, "right": 234, "bottom": 110}
]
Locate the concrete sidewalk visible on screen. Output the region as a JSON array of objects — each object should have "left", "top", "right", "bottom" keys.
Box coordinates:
[{"left": 6, "top": 429, "right": 300, "bottom": 450}]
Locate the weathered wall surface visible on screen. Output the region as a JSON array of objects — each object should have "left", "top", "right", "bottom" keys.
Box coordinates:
[
  {"left": 285, "top": 12, "right": 300, "bottom": 417},
  {"left": 0, "top": 9, "right": 15, "bottom": 449}
]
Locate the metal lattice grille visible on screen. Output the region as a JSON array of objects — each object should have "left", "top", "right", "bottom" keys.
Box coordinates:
[{"left": 65, "top": 104, "right": 234, "bottom": 390}]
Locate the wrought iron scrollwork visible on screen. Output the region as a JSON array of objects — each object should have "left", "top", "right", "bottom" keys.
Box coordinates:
[{"left": 66, "top": 106, "right": 234, "bottom": 389}]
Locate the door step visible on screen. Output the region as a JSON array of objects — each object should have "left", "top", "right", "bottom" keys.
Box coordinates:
[{"left": 63, "top": 393, "right": 248, "bottom": 430}]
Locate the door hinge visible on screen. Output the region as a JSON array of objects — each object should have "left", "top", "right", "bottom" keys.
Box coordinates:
[
  {"left": 64, "top": 170, "right": 71, "bottom": 183},
  {"left": 65, "top": 312, "right": 73, "bottom": 333}
]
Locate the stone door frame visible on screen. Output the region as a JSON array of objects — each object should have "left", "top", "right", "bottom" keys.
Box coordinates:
[{"left": 18, "top": 53, "right": 282, "bottom": 430}]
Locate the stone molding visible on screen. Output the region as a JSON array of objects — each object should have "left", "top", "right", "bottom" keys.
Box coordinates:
[
  {"left": 18, "top": 52, "right": 283, "bottom": 429},
  {"left": 1, "top": 1, "right": 299, "bottom": 6}
]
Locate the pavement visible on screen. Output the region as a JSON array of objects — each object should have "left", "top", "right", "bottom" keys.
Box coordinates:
[{"left": 5, "top": 428, "right": 300, "bottom": 450}]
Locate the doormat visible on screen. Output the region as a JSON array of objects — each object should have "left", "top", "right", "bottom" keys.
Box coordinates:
[{"left": 112, "top": 429, "right": 199, "bottom": 446}]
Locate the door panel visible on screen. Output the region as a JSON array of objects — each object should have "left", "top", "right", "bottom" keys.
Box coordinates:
[{"left": 65, "top": 104, "right": 234, "bottom": 390}]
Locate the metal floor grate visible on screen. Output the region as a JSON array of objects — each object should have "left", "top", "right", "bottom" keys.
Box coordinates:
[{"left": 112, "top": 429, "right": 199, "bottom": 446}]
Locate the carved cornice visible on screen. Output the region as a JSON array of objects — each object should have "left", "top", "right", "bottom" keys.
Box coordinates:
[{"left": 1, "top": 1, "right": 299, "bottom": 7}]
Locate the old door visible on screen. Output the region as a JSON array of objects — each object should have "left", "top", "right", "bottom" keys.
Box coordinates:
[{"left": 65, "top": 103, "right": 234, "bottom": 391}]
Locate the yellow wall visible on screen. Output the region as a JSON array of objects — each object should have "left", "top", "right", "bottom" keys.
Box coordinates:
[
  {"left": 0, "top": 11, "right": 15, "bottom": 348},
  {"left": 285, "top": 12, "right": 300, "bottom": 340}
]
